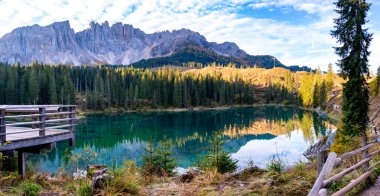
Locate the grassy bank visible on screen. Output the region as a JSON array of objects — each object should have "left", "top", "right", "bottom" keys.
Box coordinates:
[{"left": 0, "top": 159, "right": 319, "bottom": 195}]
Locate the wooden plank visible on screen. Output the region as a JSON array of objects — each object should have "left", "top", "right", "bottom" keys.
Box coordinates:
[
  {"left": 47, "top": 124, "right": 77, "bottom": 130},
  {"left": 308, "top": 152, "right": 337, "bottom": 196},
  {"left": 0, "top": 131, "right": 74, "bottom": 151},
  {"left": 0, "top": 127, "right": 41, "bottom": 136},
  {"left": 45, "top": 112, "right": 74, "bottom": 116},
  {"left": 339, "top": 144, "right": 373, "bottom": 161},
  {"left": 331, "top": 171, "right": 372, "bottom": 196},
  {"left": 323, "top": 157, "right": 371, "bottom": 187},
  {"left": 45, "top": 118, "right": 76, "bottom": 123},
  {"left": 6, "top": 121, "right": 41, "bottom": 126},
  {"left": 4, "top": 114, "right": 41, "bottom": 119}
]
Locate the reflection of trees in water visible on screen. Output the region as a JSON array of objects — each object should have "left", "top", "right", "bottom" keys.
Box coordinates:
[
  {"left": 300, "top": 112, "right": 314, "bottom": 143},
  {"left": 33, "top": 106, "right": 334, "bottom": 171}
]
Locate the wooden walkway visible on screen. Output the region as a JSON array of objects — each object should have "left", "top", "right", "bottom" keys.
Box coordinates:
[{"left": 0, "top": 105, "right": 77, "bottom": 176}]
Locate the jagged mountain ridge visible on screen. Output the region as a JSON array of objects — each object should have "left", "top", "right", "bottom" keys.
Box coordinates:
[{"left": 0, "top": 20, "right": 307, "bottom": 70}]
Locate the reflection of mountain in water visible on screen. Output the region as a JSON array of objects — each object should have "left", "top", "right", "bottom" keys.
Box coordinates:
[{"left": 30, "top": 106, "right": 335, "bottom": 173}]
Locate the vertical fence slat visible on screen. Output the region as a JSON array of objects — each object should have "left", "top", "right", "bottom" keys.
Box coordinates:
[
  {"left": 0, "top": 109, "right": 6, "bottom": 142},
  {"left": 68, "top": 106, "right": 76, "bottom": 146},
  {"left": 39, "top": 107, "right": 46, "bottom": 136}
]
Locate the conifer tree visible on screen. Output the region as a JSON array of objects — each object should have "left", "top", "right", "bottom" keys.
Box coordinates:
[
  {"left": 47, "top": 68, "right": 57, "bottom": 104},
  {"left": 27, "top": 69, "right": 39, "bottom": 104},
  {"left": 326, "top": 63, "right": 334, "bottom": 92},
  {"left": 312, "top": 82, "right": 320, "bottom": 108},
  {"left": 319, "top": 81, "right": 327, "bottom": 110},
  {"left": 331, "top": 0, "right": 372, "bottom": 143}
]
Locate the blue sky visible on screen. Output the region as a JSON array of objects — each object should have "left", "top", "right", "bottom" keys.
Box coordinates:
[{"left": 0, "top": 0, "right": 379, "bottom": 71}]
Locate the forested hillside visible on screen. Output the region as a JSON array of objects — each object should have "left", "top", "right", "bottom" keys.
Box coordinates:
[
  {"left": 131, "top": 45, "right": 311, "bottom": 72},
  {"left": 0, "top": 63, "right": 338, "bottom": 110}
]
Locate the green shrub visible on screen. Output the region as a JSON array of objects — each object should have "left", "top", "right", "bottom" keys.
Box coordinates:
[
  {"left": 293, "top": 161, "right": 307, "bottom": 176},
  {"left": 78, "top": 183, "right": 92, "bottom": 196},
  {"left": 106, "top": 161, "right": 140, "bottom": 195},
  {"left": 20, "top": 181, "right": 42, "bottom": 196},
  {"left": 196, "top": 132, "right": 237, "bottom": 174},
  {"left": 141, "top": 140, "right": 177, "bottom": 177},
  {"left": 266, "top": 158, "right": 285, "bottom": 174},
  {"left": 66, "top": 183, "right": 76, "bottom": 193}
]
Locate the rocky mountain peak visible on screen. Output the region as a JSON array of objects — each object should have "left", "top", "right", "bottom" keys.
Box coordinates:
[{"left": 0, "top": 20, "right": 287, "bottom": 69}]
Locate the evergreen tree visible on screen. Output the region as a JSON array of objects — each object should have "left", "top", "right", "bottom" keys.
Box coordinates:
[
  {"left": 47, "top": 68, "right": 57, "bottom": 104},
  {"left": 326, "top": 63, "right": 334, "bottom": 92},
  {"left": 331, "top": 0, "right": 372, "bottom": 143},
  {"left": 319, "top": 81, "right": 328, "bottom": 110},
  {"left": 27, "top": 69, "right": 39, "bottom": 104},
  {"left": 312, "top": 82, "right": 320, "bottom": 108},
  {"left": 300, "top": 72, "right": 314, "bottom": 107}
]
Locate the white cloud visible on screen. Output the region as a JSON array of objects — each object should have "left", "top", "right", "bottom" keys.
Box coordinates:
[{"left": 0, "top": 0, "right": 378, "bottom": 71}]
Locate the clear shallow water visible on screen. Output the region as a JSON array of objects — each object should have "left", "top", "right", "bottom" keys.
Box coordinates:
[{"left": 30, "top": 106, "right": 335, "bottom": 173}]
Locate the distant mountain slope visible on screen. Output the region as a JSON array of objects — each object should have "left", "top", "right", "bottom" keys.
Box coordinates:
[{"left": 0, "top": 20, "right": 309, "bottom": 71}]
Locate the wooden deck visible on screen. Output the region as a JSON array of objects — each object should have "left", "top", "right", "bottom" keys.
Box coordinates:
[
  {"left": 5, "top": 126, "right": 70, "bottom": 141},
  {"left": 0, "top": 105, "right": 77, "bottom": 177},
  {"left": 0, "top": 126, "right": 74, "bottom": 151}
]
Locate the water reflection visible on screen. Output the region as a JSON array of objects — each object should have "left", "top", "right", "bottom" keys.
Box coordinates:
[{"left": 30, "top": 106, "right": 335, "bottom": 173}]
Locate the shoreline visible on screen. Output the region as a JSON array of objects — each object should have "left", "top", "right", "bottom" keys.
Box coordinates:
[
  {"left": 77, "top": 103, "right": 300, "bottom": 117},
  {"left": 77, "top": 104, "right": 342, "bottom": 123}
]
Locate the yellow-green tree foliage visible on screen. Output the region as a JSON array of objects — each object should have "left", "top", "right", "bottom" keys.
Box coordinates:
[
  {"left": 326, "top": 63, "right": 334, "bottom": 92},
  {"left": 300, "top": 71, "right": 314, "bottom": 107}
]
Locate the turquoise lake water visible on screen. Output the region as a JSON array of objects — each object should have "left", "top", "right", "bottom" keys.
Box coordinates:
[{"left": 30, "top": 106, "right": 335, "bottom": 173}]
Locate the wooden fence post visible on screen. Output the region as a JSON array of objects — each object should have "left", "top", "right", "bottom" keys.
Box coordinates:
[
  {"left": 39, "top": 107, "right": 46, "bottom": 137},
  {"left": 308, "top": 152, "right": 337, "bottom": 196},
  {"left": 18, "top": 150, "right": 26, "bottom": 178},
  {"left": 0, "top": 109, "right": 6, "bottom": 143},
  {"left": 317, "top": 150, "right": 328, "bottom": 175},
  {"left": 69, "top": 106, "right": 76, "bottom": 146}
]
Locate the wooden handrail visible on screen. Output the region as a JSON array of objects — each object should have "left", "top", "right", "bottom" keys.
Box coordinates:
[
  {"left": 331, "top": 171, "right": 372, "bottom": 196},
  {"left": 45, "top": 112, "right": 75, "bottom": 116},
  {"left": 309, "top": 139, "right": 380, "bottom": 196},
  {"left": 47, "top": 124, "right": 77, "bottom": 130},
  {"left": 4, "top": 114, "right": 41, "bottom": 119},
  {"left": 45, "top": 118, "right": 76, "bottom": 123},
  {"left": 322, "top": 157, "right": 371, "bottom": 187},
  {"left": 0, "top": 105, "right": 75, "bottom": 109},
  {"left": 6, "top": 121, "right": 42, "bottom": 126},
  {"left": 0, "top": 105, "right": 77, "bottom": 143},
  {"left": 339, "top": 144, "right": 373, "bottom": 160}
]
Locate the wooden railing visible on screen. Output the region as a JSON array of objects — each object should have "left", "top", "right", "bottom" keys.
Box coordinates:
[
  {"left": 309, "top": 139, "right": 380, "bottom": 196},
  {"left": 0, "top": 105, "right": 77, "bottom": 144}
]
